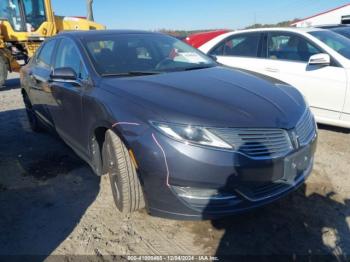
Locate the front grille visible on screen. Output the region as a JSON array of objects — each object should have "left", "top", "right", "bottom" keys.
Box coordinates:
[
  {"left": 295, "top": 109, "right": 316, "bottom": 146},
  {"left": 237, "top": 164, "right": 310, "bottom": 202},
  {"left": 251, "top": 183, "right": 288, "bottom": 199},
  {"left": 209, "top": 128, "right": 293, "bottom": 159}
]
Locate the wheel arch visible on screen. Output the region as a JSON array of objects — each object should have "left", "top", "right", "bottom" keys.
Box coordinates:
[
  {"left": 89, "top": 124, "right": 109, "bottom": 176},
  {"left": 90, "top": 122, "right": 131, "bottom": 176}
]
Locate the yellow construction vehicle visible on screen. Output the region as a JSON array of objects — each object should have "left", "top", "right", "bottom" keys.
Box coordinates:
[{"left": 0, "top": 0, "right": 105, "bottom": 86}]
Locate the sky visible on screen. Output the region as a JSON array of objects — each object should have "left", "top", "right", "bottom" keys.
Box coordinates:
[{"left": 52, "top": 0, "right": 350, "bottom": 30}]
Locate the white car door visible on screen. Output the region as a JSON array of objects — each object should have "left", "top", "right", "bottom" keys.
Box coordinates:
[
  {"left": 208, "top": 32, "right": 267, "bottom": 74},
  {"left": 259, "top": 31, "right": 347, "bottom": 121},
  {"left": 341, "top": 90, "right": 350, "bottom": 125},
  {"left": 341, "top": 65, "right": 350, "bottom": 125}
]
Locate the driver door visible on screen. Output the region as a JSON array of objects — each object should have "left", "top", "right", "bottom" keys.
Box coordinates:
[{"left": 48, "top": 38, "right": 89, "bottom": 153}]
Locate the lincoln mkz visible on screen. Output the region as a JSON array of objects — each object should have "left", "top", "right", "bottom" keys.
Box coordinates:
[{"left": 21, "top": 30, "right": 317, "bottom": 219}]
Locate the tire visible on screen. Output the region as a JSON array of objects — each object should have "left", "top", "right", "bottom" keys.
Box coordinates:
[
  {"left": 0, "top": 55, "right": 8, "bottom": 87},
  {"left": 23, "top": 92, "right": 43, "bottom": 133},
  {"left": 102, "top": 130, "right": 145, "bottom": 213}
]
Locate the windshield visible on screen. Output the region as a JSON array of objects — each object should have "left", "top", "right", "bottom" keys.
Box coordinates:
[
  {"left": 0, "top": 0, "right": 23, "bottom": 31},
  {"left": 331, "top": 28, "right": 350, "bottom": 40},
  {"left": 83, "top": 33, "right": 216, "bottom": 76},
  {"left": 310, "top": 30, "right": 350, "bottom": 59}
]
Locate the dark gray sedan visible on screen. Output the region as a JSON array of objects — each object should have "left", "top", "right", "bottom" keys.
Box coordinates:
[{"left": 21, "top": 30, "right": 317, "bottom": 220}]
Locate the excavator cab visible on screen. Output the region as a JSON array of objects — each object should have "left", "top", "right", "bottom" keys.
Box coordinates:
[
  {"left": 0, "top": 0, "right": 47, "bottom": 32},
  {"left": 0, "top": 0, "right": 105, "bottom": 86}
]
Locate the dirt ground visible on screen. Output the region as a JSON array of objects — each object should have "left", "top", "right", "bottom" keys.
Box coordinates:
[{"left": 0, "top": 73, "right": 349, "bottom": 259}]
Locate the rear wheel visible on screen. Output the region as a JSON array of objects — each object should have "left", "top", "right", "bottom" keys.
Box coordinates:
[
  {"left": 23, "top": 92, "right": 43, "bottom": 133},
  {"left": 0, "top": 55, "right": 8, "bottom": 87},
  {"left": 102, "top": 130, "right": 145, "bottom": 213}
]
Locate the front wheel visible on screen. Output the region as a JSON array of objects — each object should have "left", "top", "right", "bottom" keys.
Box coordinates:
[
  {"left": 102, "top": 130, "right": 145, "bottom": 213},
  {"left": 0, "top": 55, "right": 8, "bottom": 87}
]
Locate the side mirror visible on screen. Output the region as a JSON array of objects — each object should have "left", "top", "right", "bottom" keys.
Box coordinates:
[
  {"left": 308, "top": 53, "right": 330, "bottom": 66},
  {"left": 51, "top": 67, "right": 77, "bottom": 81}
]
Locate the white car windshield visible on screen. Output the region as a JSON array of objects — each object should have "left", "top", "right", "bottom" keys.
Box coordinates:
[{"left": 310, "top": 30, "right": 350, "bottom": 60}]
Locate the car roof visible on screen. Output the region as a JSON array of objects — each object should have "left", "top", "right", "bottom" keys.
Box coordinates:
[
  {"left": 316, "top": 24, "right": 350, "bottom": 29},
  {"left": 226, "top": 27, "right": 325, "bottom": 34},
  {"left": 211, "top": 27, "right": 330, "bottom": 42},
  {"left": 57, "top": 29, "right": 163, "bottom": 39},
  {"left": 328, "top": 26, "right": 350, "bottom": 32}
]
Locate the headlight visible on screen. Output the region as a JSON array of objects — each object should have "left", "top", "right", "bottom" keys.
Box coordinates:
[{"left": 151, "top": 122, "right": 232, "bottom": 149}]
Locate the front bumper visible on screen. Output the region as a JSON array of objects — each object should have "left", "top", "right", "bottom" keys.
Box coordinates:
[{"left": 129, "top": 129, "right": 317, "bottom": 220}]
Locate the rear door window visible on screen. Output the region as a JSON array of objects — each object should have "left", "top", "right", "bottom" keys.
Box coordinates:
[{"left": 210, "top": 33, "right": 262, "bottom": 58}]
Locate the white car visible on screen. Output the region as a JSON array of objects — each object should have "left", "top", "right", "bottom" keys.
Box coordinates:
[{"left": 199, "top": 27, "right": 350, "bottom": 129}]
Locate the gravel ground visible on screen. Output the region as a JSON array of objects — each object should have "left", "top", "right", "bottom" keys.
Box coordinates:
[{"left": 0, "top": 73, "right": 349, "bottom": 259}]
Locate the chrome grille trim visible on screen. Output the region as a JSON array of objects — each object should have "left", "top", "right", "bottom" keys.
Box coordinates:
[
  {"left": 296, "top": 109, "right": 316, "bottom": 146},
  {"left": 208, "top": 128, "right": 293, "bottom": 159}
]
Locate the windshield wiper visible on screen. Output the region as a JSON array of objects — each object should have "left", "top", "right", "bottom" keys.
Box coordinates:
[
  {"left": 101, "top": 71, "right": 162, "bottom": 77},
  {"left": 184, "top": 65, "right": 214, "bottom": 71}
]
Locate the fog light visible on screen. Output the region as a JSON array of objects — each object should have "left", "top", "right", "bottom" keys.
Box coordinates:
[{"left": 172, "top": 186, "right": 237, "bottom": 200}]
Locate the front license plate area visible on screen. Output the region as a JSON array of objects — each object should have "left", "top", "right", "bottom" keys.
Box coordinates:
[{"left": 282, "top": 146, "right": 312, "bottom": 185}]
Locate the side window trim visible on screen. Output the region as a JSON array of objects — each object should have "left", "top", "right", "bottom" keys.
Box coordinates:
[
  {"left": 260, "top": 32, "right": 268, "bottom": 58},
  {"left": 51, "top": 38, "right": 62, "bottom": 71},
  {"left": 256, "top": 33, "right": 264, "bottom": 58}
]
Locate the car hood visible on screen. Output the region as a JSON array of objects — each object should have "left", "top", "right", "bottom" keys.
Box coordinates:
[{"left": 100, "top": 66, "right": 306, "bottom": 129}]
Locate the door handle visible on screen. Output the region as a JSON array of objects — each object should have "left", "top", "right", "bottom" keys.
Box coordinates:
[{"left": 265, "top": 67, "right": 279, "bottom": 73}]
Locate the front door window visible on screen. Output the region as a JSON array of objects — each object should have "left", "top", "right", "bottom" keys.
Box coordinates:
[
  {"left": 267, "top": 32, "right": 322, "bottom": 62},
  {"left": 54, "top": 38, "right": 88, "bottom": 80}
]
